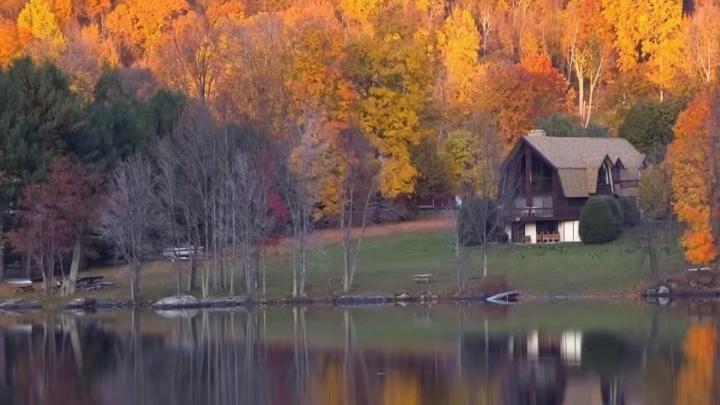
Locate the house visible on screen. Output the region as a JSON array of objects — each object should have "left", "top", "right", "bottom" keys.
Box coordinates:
[{"left": 499, "top": 130, "right": 645, "bottom": 244}]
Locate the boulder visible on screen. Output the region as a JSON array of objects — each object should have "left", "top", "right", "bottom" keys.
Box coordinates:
[
  {"left": 59, "top": 297, "right": 98, "bottom": 310},
  {"left": 153, "top": 295, "right": 199, "bottom": 309}
]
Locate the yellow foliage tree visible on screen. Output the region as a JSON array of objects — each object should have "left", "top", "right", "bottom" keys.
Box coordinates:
[
  {"left": 353, "top": 3, "right": 435, "bottom": 197},
  {"left": 668, "top": 89, "right": 718, "bottom": 264},
  {"left": 17, "top": 0, "right": 66, "bottom": 50},
  {"left": 602, "top": 0, "right": 686, "bottom": 100},
  {"left": 105, "top": 0, "right": 189, "bottom": 63},
  {"left": 562, "top": 0, "right": 612, "bottom": 127},
  {"left": 438, "top": 6, "right": 481, "bottom": 116}
]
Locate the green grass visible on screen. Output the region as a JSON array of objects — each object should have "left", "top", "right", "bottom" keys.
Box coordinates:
[
  {"left": 258, "top": 223, "right": 686, "bottom": 298},
  {"left": 3, "top": 222, "right": 688, "bottom": 304}
]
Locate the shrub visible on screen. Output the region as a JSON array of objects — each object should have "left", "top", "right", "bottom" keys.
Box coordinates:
[
  {"left": 618, "top": 197, "right": 642, "bottom": 226},
  {"left": 579, "top": 197, "right": 620, "bottom": 243},
  {"left": 605, "top": 197, "right": 624, "bottom": 227}
]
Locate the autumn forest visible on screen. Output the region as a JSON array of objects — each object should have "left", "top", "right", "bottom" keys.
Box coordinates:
[{"left": 1, "top": 0, "right": 720, "bottom": 302}]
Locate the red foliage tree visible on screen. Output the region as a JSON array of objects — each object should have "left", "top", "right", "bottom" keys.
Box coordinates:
[{"left": 9, "top": 158, "right": 101, "bottom": 292}]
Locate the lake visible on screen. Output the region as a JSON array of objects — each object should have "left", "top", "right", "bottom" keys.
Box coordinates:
[{"left": 0, "top": 300, "right": 714, "bottom": 405}]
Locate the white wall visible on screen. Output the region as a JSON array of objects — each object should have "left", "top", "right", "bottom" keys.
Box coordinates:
[
  {"left": 504, "top": 224, "right": 512, "bottom": 242},
  {"left": 559, "top": 220, "right": 581, "bottom": 242},
  {"left": 525, "top": 222, "right": 537, "bottom": 244}
]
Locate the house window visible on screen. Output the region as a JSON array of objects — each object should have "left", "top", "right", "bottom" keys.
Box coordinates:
[{"left": 597, "top": 165, "right": 609, "bottom": 185}]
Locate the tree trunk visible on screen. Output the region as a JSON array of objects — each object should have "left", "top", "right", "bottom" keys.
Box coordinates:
[
  {"left": 188, "top": 257, "right": 197, "bottom": 292},
  {"left": 68, "top": 237, "right": 83, "bottom": 295},
  {"left": 130, "top": 261, "right": 141, "bottom": 305},
  {"left": 648, "top": 220, "right": 659, "bottom": 281},
  {"left": 455, "top": 229, "right": 463, "bottom": 293},
  {"left": 0, "top": 222, "right": 4, "bottom": 282},
  {"left": 482, "top": 242, "right": 489, "bottom": 278}
]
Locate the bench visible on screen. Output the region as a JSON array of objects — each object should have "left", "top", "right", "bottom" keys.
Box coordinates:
[{"left": 413, "top": 274, "right": 433, "bottom": 284}]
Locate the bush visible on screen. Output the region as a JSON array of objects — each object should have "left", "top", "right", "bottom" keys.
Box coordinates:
[
  {"left": 457, "top": 197, "right": 501, "bottom": 246},
  {"left": 605, "top": 197, "right": 624, "bottom": 227},
  {"left": 618, "top": 197, "right": 642, "bottom": 226},
  {"left": 579, "top": 197, "right": 620, "bottom": 244}
]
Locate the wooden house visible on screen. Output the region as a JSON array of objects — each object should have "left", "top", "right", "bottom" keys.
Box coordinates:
[{"left": 499, "top": 130, "right": 645, "bottom": 243}]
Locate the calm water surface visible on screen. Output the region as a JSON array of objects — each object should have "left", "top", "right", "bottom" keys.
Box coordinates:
[{"left": 0, "top": 301, "right": 714, "bottom": 405}]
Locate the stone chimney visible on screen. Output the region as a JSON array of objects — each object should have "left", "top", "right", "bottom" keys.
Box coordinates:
[{"left": 528, "top": 129, "right": 546, "bottom": 137}]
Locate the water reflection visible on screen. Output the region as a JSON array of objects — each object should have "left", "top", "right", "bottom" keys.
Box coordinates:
[{"left": 0, "top": 303, "right": 714, "bottom": 405}]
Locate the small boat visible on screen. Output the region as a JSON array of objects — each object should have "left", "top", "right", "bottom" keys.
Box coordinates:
[
  {"left": 486, "top": 290, "right": 520, "bottom": 305},
  {"left": 4, "top": 279, "right": 32, "bottom": 288}
]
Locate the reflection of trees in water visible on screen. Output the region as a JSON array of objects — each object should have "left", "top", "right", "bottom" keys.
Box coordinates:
[
  {"left": 674, "top": 323, "right": 716, "bottom": 405},
  {"left": 0, "top": 307, "right": 706, "bottom": 405}
]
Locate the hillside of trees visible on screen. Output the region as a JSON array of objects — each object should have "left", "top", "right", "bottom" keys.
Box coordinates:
[{"left": 1, "top": 0, "right": 720, "bottom": 300}]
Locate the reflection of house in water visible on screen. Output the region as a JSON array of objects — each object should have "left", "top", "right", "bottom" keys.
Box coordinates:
[{"left": 462, "top": 329, "right": 644, "bottom": 405}]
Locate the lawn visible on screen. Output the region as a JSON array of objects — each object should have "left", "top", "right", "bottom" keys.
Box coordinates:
[
  {"left": 260, "top": 221, "right": 686, "bottom": 298},
  {"left": 0, "top": 217, "right": 688, "bottom": 304}
]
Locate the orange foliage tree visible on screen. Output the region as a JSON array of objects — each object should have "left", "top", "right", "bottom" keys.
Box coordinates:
[
  {"left": 668, "top": 89, "right": 719, "bottom": 264},
  {"left": 481, "top": 53, "right": 569, "bottom": 149},
  {"left": 0, "top": 19, "right": 21, "bottom": 66}
]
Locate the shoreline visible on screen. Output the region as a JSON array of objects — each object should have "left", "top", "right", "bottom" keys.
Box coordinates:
[{"left": 1, "top": 290, "right": 717, "bottom": 314}]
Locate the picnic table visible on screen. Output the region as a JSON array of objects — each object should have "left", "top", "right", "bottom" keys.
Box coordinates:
[{"left": 413, "top": 273, "right": 433, "bottom": 284}]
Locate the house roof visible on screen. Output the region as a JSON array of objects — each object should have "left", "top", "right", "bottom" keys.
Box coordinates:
[{"left": 522, "top": 135, "right": 645, "bottom": 198}]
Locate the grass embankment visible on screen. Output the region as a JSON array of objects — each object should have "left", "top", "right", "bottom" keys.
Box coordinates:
[{"left": 0, "top": 214, "right": 687, "bottom": 304}]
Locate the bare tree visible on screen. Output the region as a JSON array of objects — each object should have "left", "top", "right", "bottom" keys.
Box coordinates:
[
  {"left": 338, "top": 132, "right": 379, "bottom": 293},
  {"left": 454, "top": 197, "right": 502, "bottom": 291},
  {"left": 230, "top": 150, "right": 278, "bottom": 297},
  {"left": 100, "top": 154, "right": 159, "bottom": 305},
  {"left": 278, "top": 114, "right": 331, "bottom": 298}
]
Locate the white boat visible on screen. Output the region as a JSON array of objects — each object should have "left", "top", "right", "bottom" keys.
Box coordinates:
[
  {"left": 4, "top": 279, "right": 32, "bottom": 288},
  {"left": 486, "top": 290, "right": 520, "bottom": 305}
]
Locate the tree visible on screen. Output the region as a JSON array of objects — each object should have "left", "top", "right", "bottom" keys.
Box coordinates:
[
  {"left": 602, "top": 0, "right": 686, "bottom": 100},
  {"left": 437, "top": 6, "right": 481, "bottom": 117},
  {"left": 0, "top": 58, "right": 83, "bottom": 280},
  {"left": 350, "top": 2, "right": 435, "bottom": 197},
  {"left": 79, "top": 66, "right": 185, "bottom": 167},
  {"left": 536, "top": 114, "right": 609, "bottom": 137},
  {"left": 444, "top": 116, "right": 503, "bottom": 197},
  {"left": 562, "top": 0, "right": 612, "bottom": 127},
  {"left": 457, "top": 197, "right": 501, "bottom": 285},
  {"left": 638, "top": 164, "right": 671, "bottom": 279},
  {"left": 687, "top": 1, "right": 720, "bottom": 84},
  {"left": 619, "top": 101, "right": 682, "bottom": 163},
  {"left": 480, "top": 54, "right": 569, "bottom": 149},
  {"left": 10, "top": 173, "right": 71, "bottom": 292},
  {"left": 667, "top": 90, "right": 718, "bottom": 264},
  {"left": 229, "top": 149, "right": 281, "bottom": 297},
  {"left": 8, "top": 158, "right": 99, "bottom": 294},
  {"left": 280, "top": 3, "right": 358, "bottom": 297},
  {"left": 100, "top": 154, "right": 159, "bottom": 305},
  {"left": 412, "top": 137, "right": 452, "bottom": 200},
  {"left": 105, "top": 0, "right": 190, "bottom": 64},
  {"left": 150, "top": 10, "right": 232, "bottom": 105},
  {"left": 16, "top": 0, "right": 66, "bottom": 52},
  {"left": 0, "top": 19, "right": 22, "bottom": 67},
  {"left": 336, "top": 131, "right": 379, "bottom": 293}
]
